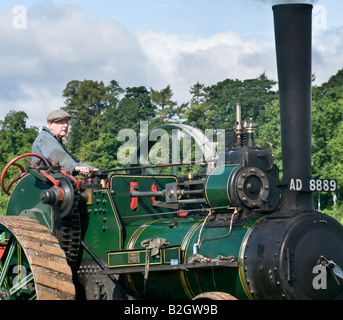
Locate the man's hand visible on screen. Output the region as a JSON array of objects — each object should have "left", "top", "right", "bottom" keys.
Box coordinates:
[{"left": 75, "top": 166, "right": 98, "bottom": 176}]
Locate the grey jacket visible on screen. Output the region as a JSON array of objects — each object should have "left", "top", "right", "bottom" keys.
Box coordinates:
[{"left": 32, "top": 126, "right": 94, "bottom": 173}]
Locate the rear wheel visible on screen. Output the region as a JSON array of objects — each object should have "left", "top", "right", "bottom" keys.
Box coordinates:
[
  {"left": 0, "top": 216, "right": 75, "bottom": 300},
  {"left": 192, "top": 291, "right": 237, "bottom": 300}
]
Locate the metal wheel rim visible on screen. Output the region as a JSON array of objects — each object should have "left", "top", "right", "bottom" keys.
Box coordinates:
[{"left": 0, "top": 216, "right": 75, "bottom": 300}]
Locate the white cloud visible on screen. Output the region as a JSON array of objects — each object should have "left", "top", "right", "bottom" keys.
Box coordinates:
[
  {"left": 0, "top": 2, "right": 152, "bottom": 127},
  {"left": 136, "top": 30, "right": 277, "bottom": 103},
  {"left": 313, "top": 27, "right": 343, "bottom": 83}
]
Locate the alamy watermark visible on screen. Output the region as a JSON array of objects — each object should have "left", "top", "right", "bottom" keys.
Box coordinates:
[
  {"left": 12, "top": 5, "right": 27, "bottom": 30},
  {"left": 313, "top": 5, "right": 327, "bottom": 30},
  {"left": 312, "top": 264, "right": 328, "bottom": 290},
  {"left": 312, "top": 259, "right": 343, "bottom": 290},
  {"left": 116, "top": 121, "right": 226, "bottom": 172}
]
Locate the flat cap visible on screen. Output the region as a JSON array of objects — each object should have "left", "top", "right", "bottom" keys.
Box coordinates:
[{"left": 47, "top": 110, "right": 71, "bottom": 123}]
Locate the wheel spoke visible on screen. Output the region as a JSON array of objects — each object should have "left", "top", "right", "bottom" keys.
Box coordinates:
[
  {"left": 28, "top": 293, "right": 36, "bottom": 300},
  {"left": 9, "top": 272, "right": 33, "bottom": 296},
  {"left": 0, "top": 237, "right": 17, "bottom": 287},
  {"left": 0, "top": 234, "right": 33, "bottom": 299}
]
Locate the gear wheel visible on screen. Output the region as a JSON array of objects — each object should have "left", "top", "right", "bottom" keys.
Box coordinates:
[
  {"left": 53, "top": 197, "right": 82, "bottom": 269},
  {"left": 52, "top": 179, "right": 82, "bottom": 269}
]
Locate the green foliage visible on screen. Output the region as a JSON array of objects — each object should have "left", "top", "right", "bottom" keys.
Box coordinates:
[
  {"left": 62, "top": 80, "right": 120, "bottom": 155},
  {"left": 323, "top": 207, "right": 343, "bottom": 225},
  {"left": 79, "top": 132, "right": 120, "bottom": 169},
  {"left": 256, "top": 99, "right": 282, "bottom": 171},
  {"left": 0, "top": 111, "right": 38, "bottom": 163},
  {"left": 0, "top": 196, "right": 7, "bottom": 215},
  {"left": 185, "top": 73, "right": 277, "bottom": 130},
  {"left": 151, "top": 85, "right": 176, "bottom": 125},
  {"left": 0, "top": 110, "right": 39, "bottom": 211},
  {"left": 311, "top": 70, "right": 343, "bottom": 207},
  {"left": 116, "top": 86, "right": 155, "bottom": 131}
]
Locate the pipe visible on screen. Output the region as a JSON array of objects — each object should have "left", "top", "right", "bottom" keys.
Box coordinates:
[
  {"left": 273, "top": 4, "right": 314, "bottom": 213},
  {"left": 235, "top": 103, "right": 243, "bottom": 147}
]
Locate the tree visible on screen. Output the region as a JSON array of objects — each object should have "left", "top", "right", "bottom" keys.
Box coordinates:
[
  {"left": 326, "top": 122, "right": 343, "bottom": 198},
  {"left": 107, "top": 80, "right": 125, "bottom": 108},
  {"left": 306, "top": 69, "right": 343, "bottom": 208},
  {"left": 116, "top": 86, "right": 155, "bottom": 132},
  {"left": 150, "top": 85, "right": 180, "bottom": 126},
  {"left": 0, "top": 110, "right": 38, "bottom": 204},
  {"left": 312, "top": 78, "right": 343, "bottom": 173},
  {"left": 0, "top": 110, "right": 38, "bottom": 164},
  {"left": 256, "top": 100, "right": 282, "bottom": 171},
  {"left": 185, "top": 73, "right": 277, "bottom": 131},
  {"left": 62, "top": 80, "right": 115, "bottom": 156},
  {"left": 184, "top": 101, "right": 216, "bottom": 131},
  {"left": 78, "top": 132, "right": 120, "bottom": 169},
  {"left": 313, "top": 68, "right": 343, "bottom": 100},
  {"left": 190, "top": 82, "right": 206, "bottom": 107}
]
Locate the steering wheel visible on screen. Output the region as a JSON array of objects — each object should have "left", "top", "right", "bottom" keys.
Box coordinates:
[{"left": 1, "top": 153, "right": 47, "bottom": 196}]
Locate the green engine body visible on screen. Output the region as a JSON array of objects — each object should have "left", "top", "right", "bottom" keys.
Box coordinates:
[{"left": 5, "top": 164, "right": 267, "bottom": 300}]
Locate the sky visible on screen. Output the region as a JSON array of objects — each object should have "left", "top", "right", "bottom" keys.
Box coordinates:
[{"left": 1, "top": 0, "right": 343, "bottom": 128}]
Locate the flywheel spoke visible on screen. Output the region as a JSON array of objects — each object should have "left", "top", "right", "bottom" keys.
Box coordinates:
[
  {"left": 9, "top": 272, "right": 33, "bottom": 296},
  {"left": 0, "top": 234, "right": 34, "bottom": 299},
  {"left": 0, "top": 237, "right": 17, "bottom": 287}
]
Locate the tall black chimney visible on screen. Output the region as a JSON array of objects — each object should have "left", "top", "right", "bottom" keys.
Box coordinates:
[{"left": 273, "top": 4, "right": 314, "bottom": 214}]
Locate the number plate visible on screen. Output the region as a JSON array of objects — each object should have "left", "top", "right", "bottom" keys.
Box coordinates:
[
  {"left": 128, "top": 252, "right": 140, "bottom": 264},
  {"left": 289, "top": 178, "right": 337, "bottom": 192}
]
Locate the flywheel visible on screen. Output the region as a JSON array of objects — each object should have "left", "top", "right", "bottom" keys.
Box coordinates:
[{"left": 0, "top": 216, "right": 75, "bottom": 300}]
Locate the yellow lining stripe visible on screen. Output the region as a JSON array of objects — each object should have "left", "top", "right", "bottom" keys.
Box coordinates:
[
  {"left": 179, "top": 220, "right": 204, "bottom": 299},
  {"left": 104, "top": 189, "right": 123, "bottom": 250},
  {"left": 125, "top": 218, "right": 164, "bottom": 299},
  {"left": 238, "top": 216, "right": 265, "bottom": 300}
]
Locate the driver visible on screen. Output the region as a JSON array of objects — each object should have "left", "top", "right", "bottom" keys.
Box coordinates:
[{"left": 32, "top": 110, "right": 98, "bottom": 176}]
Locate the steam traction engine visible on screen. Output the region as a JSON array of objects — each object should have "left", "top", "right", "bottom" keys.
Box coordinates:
[{"left": 1, "top": 4, "right": 343, "bottom": 300}]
